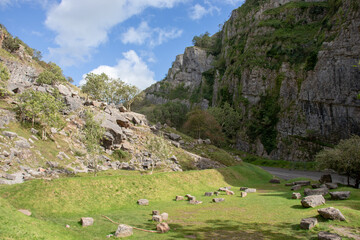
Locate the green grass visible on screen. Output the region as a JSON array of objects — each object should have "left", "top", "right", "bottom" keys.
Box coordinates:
[{"left": 0, "top": 164, "right": 359, "bottom": 239}]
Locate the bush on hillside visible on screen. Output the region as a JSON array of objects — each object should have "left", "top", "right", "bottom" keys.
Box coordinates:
[{"left": 36, "top": 62, "right": 67, "bottom": 85}]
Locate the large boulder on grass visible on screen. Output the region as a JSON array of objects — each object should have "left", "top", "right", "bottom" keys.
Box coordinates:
[
  {"left": 319, "top": 174, "right": 332, "bottom": 184},
  {"left": 300, "top": 217, "right": 318, "bottom": 230},
  {"left": 304, "top": 188, "right": 329, "bottom": 196},
  {"left": 291, "top": 185, "right": 302, "bottom": 191},
  {"left": 318, "top": 231, "right": 341, "bottom": 240},
  {"left": 152, "top": 215, "right": 162, "bottom": 222},
  {"left": 175, "top": 196, "right": 184, "bottom": 201},
  {"left": 157, "top": 222, "right": 170, "bottom": 233},
  {"left": 115, "top": 224, "right": 133, "bottom": 238},
  {"left": 325, "top": 183, "right": 338, "bottom": 189},
  {"left": 329, "top": 191, "right": 350, "bottom": 200},
  {"left": 318, "top": 207, "right": 346, "bottom": 221},
  {"left": 301, "top": 195, "right": 325, "bottom": 208},
  {"left": 292, "top": 192, "right": 302, "bottom": 199},
  {"left": 80, "top": 217, "right": 94, "bottom": 227},
  {"left": 137, "top": 199, "right": 149, "bottom": 206},
  {"left": 161, "top": 212, "right": 169, "bottom": 221},
  {"left": 212, "top": 198, "right": 225, "bottom": 203}
]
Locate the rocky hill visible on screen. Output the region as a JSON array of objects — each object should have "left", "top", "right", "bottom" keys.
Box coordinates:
[
  {"left": 142, "top": 0, "right": 360, "bottom": 161},
  {"left": 0, "top": 25, "right": 234, "bottom": 185}
]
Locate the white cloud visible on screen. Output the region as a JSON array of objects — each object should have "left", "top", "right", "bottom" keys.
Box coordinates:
[
  {"left": 0, "top": 0, "right": 53, "bottom": 8},
  {"left": 80, "top": 50, "right": 155, "bottom": 90},
  {"left": 189, "top": 1, "right": 220, "bottom": 20},
  {"left": 45, "top": 0, "right": 186, "bottom": 66},
  {"left": 121, "top": 21, "right": 183, "bottom": 48},
  {"left": 0, "top": 0, "right": 11, "bottom": 7}
]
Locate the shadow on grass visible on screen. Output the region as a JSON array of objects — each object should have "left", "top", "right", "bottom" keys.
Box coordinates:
[
  {"left": 291, "top": 205, "right": 304, "bottom": 209},
  {"left": 161, "top": 219, "right": 315, "bottom": 240}
]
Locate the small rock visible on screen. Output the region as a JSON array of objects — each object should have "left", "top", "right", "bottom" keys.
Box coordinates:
[
  {"left": 106, "top": 234, "right": 113, "bottom": 238},
  {"left": 241, "top": 192, "right": 247, "bottom": 198},
  {"left": 152, "top": 215, "right": 162, "bottom": 222},
  {"left": 225, "top": 190, "right": 235, "bottom": 195},
  {"left": 160, "top": 212, "right": 169, "bottom": 221},
  {"left": 15, "top": 139, "right": 31, "bottom": 149},
  {"left": 291, "top": 185, "right": 302, "bottom": 191},
  {"left": 244, "top": 188, "right": 256, "bottom": 193},
  {"left": 186, "top": 195, "right": 196, "bottom": 201},
  {"left": 318, "top": 207, "right": 346, "bottom": 221},
  {"left": 204, "top": 139, "right": 211, "bottom": 144},
  {"left": 156, "top": 222, "right": 170, "bottom": 233},
  {"left": 325, "top": 183, "right": 338, "bottom": 189},
  {"left": 292, "top": 192, "right": 302, "bottom": 199},
  {"left": 2, "top": 150, "right": 10, "bottom": 157},
  {"left": 50, "top": 128, "right": 57, "bottom": 134},
  {"left": 304, "top": 188, "right": 329, "bottom": 196},
  {"left": 212, "top": 198, "right": 225, "bottom": 203},
  {"left": 318, "top": 231, "right": 341, "bottom": 240},
  {"left": 189, "top": 200, "right": 202, "bottom": 205},
  {"left": 31, "top": 135, "right": 39, "bottom": 141},
  {"left": 285, "top": 183, "right": 293, "bottom": 186},
  {"left": 152, "top": 210, "right": 160, "bottom": 215},
  {"left": 80, "top": 217, "right": 94, "bottom": 227},
  {"left": 293, "top": 181, "right": 311, "bottom": 186},
  {"left": 119, "top": 106, "right": 127, "bottom": 112},
  {"left": 300, "top": 217, "right": 318, "bottom": 230},
  {"left": 301, "top": 195, "right": 326, "bottom": 208},
  {"left": 30, "top": 128, "right": 39, "bottom": 135},
  {"left": 170, "top": 155, "right": 177, "bottom": 161},
  {"left": 18, "top": 209, "right": 31, "bottom": 216},
  {"left": 269, "top": 178, "right": 281, "bottom": 184},
  {"left": 175, "top": 196, "right": 184, "bottom": 201},
  {"left": 214, "top": 191, "right": 219, "bottom": 196},
  {"left": 171, "top": 141, "right": 180, "bottom": 148},
  {"left": 115, "top": 224, "right": 133, "bottom": 238},
  {"left": 312, "top": 183, "right": 321, "bottom": 189},
  {"left": 329, "top": 191, "right": 350, "bottom": 200},
  {"left": 137, "top": 199, "right": 149, "bottom": 206},
  {"left": 66, "top": 225, "right": 70, "bottom": 228},
  {"left": 204, "top": 192, "right": 213, "bottom": 196}
]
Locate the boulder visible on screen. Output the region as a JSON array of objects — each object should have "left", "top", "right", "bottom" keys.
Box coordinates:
[
  {"left": 156, "top": 222, "right": 170, "bottom": 233},
  {"left": 186, "top": 195, "right": 196, "bottom": 201},
  {"left": 212, "top": 198, "right": 225, "bottom": 203},
  {"left": 18, "top": 209, "right": 31, "bottom": 216},
  {"left": 292, "top": 192, "right": 302, "bottom": 199},
  {"left": 325, "top": 183, "right": 338, "bottom": 189},
  {"left": 152, "top": 215, "right": 162, "bottom": 222},
  {"left": 119, "top": 106, "right": 127, "bottom": 112},
  {"left": 2, "top": 131, "right": 17, "bottom": 139},
  {"left": 169, "top": 133, "right": 181, "bottom": 141},
  {"left": 329, "top": 191, "right": 350, "bottom": 200},
  {"left": 300, "top": 217, "right": 318, "bottom": 230},
  {"left": 301, "top": 195, "right": 326, "bottom": 208},
  {"left": 318, "top": 231, "right": 341, "bottom": 240},
  {"left": 225, "top": 190, "right": 235, "bottom": 195},
  {"left": 160, "top": 212, "right": 169, "bottom": 221},
  {"left": 137, "top": 199, "right": 149, "bottom": 206},
  {"left": 219, "top": 187, "right": 231, "bottom": 191},
  {"left": 304, "top": 188, "right": 329, "bottom": 196},
  {"left": 319, "top": 174, "right": 332, "bottom": 183},
  {"left": 204, "top": 192, "right": 213, "bottom": 196},
  {"left": 312, "top": 183, "right": 322, "bottom": 189},
  {"left": 64, "top": 96, "right": 83, "bottom": 111},
  {"left": 285, "top": 183, "right": 294, "bottom": 186},
  {"left": 152, "top": 210, "right": 160, "bottom": 215},
  {"left": 204, "top": 139, "right": 211, "bottom": 144},
  {"left": 80, "top": 217, "right": 94, "bottom": 227},
  {"left": 56, "top": 84, "right": 72, "bottom": 96},
  {"left": 244, "top": 188, "right": 256, "bottom": 193},
  {"left": 318, "top": 207, "right": 346, "bottom": 221},
  {"left": 115, "top": 224, "right": 133, "bottom": 238},
  {"left": 189, "top": 200, "right": 202, "bottom": 205},
  {"left": 175, "top": 196, "right": 184, "bottom": 201},
  {"left": 269, "top": 179, "right": 281, "bottom": 184},
  {"left": 293, "top": 181, "right": 311, "bottom": 186},
  {"left": 291, "top": 184, "right": 302, "bottom": 190},
  {"left": 15, "top": 139, "right": 31, "bottom": 148},
  {"left": 241, "top": 192, "right": 247, "bottom": 198}
]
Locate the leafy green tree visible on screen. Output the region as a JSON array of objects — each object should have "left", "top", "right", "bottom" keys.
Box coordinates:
[
  {"left": 316, "top": 135, "right": 360, "bottom": 188},
  {"left": 208, "top": 102, "right": 242, "bottom": 139},
  {"left": 17, "top": 90, "right": 65, "bottom": 139},
  {"left": 149, "top": 101, "right": 189, "bottom": 128},
  {"left": 122, "top": 84, "right": 142, "bottom": 111},
  {"left": 36, "top": 62, "right": 66, "bottom": 85},
  {"left": 2, "top": 36, "right": 20, "bottom": 53},
  {"left": 83, "top": 110, "right": 105, "bottom": 176},
  {"left": 81, "top": 73, "right": 108, "bottom": 102},
  {"left": 183, "top": 109, "right": 224, "bottom": 145},
  {"left": 192, "top": 32, "right": 212, "bottom": 49}
]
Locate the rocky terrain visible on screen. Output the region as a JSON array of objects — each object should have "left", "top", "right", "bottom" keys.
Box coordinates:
[
  {"left": 142, "top": 0, "right": 360, "bottom": 161},
  {"left": 0, "top": 26, "right": 230, "bottom": 186}
]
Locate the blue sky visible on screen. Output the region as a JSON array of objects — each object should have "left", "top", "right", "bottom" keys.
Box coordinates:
[{"left": 0, "top": 0, "right": 243, "bottom": 89}]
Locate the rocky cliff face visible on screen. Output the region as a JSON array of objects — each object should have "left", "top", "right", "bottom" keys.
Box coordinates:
[{"left": 143, "top": 0, "right": 360, "bottom": 161}]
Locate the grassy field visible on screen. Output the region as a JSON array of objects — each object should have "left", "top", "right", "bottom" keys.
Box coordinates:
[{"left": 0, "top": 163, "right": 359, "bottom": 240}]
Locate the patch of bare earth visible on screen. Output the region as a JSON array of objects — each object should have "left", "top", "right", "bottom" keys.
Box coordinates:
[{"left": 330, "top": 225, "right": 360, "bottom": 240}]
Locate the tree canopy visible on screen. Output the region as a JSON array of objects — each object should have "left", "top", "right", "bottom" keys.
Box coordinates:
[
  {"left": 36, "top": 62, "right": 67, "bottom": 85},
  {"left": 81, "top": 72, "right": 142, "bottom": 110},
  {"left": 316, "top": 135, "right": 360, "bottom": 188}
]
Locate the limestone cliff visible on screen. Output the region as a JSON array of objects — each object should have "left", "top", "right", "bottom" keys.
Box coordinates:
[{"left": 143, "top": 0, "right": 360, "bottom": 161}]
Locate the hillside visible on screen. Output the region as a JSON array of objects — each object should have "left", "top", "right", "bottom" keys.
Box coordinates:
[{"left": 140, "top": 0, "right": 360, "bottom": 161}]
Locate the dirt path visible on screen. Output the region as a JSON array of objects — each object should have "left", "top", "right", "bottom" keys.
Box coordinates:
[{"left": 260, "top": 166, "right": 356, "bottom": 187}]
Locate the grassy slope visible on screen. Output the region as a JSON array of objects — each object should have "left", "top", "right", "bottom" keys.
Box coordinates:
[{"left": 0, "top": 164, "right": 359, "bottom": 240}]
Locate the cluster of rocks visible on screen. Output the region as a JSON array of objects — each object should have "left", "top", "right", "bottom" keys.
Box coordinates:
[{"left": 151, "top": 210, "right": 169, "bottom": 223}]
